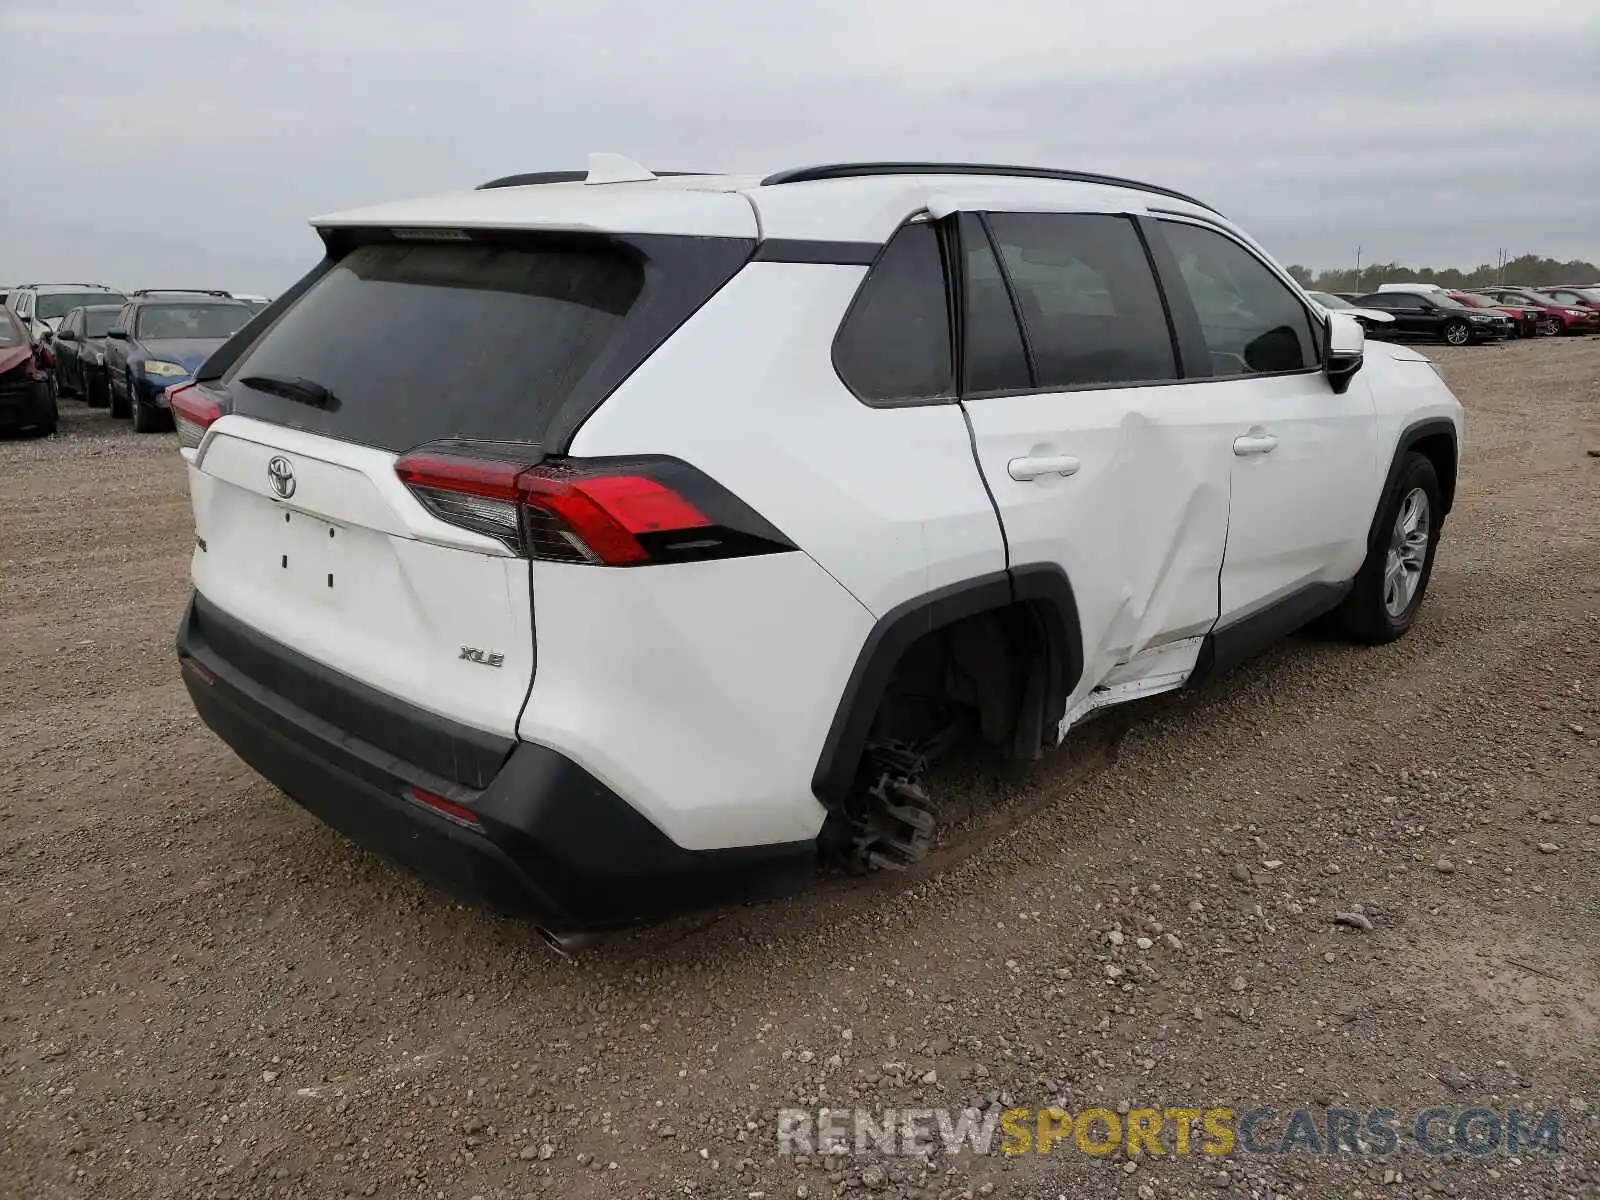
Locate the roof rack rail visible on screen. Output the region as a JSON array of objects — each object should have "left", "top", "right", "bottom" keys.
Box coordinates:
[
  {"left": 475, "top": 169, "right": 707, "bottom": 191},
  {"left": 131, "top": 288, "right": 234, "bottom": 298},
  {"left": 758, "top": 162, "right": 1219, "bottom": 213}
]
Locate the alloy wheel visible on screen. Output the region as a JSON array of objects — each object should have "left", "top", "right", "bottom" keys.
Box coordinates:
[{"left": 1383, "top": 487, "right": 1430, "bottom": 619}]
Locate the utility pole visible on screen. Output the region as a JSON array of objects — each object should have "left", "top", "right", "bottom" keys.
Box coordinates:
[{"left": 1354, "top": 245, "right": 1361, "bottom": 293}]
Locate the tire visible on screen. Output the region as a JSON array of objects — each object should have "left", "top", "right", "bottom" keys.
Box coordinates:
[
  {"left": 1441, "top": 319, "right": 1470, "bottom": 346},
  {"left": 1538, "top": 317, "right": 1560, "bottom": 337},
  {"left": 109, "top": 369, "right": 130, "bottom": 419},
  {"left": 1333, "top": 452, "right": 1443, "bottom": 644},
  {"left": 131, "top": 394, "right": 163, "bottom": 433}
]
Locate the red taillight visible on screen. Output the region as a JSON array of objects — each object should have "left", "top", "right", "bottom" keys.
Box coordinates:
[
  {"left": 394, "top": 447, "right": 735, "bottom": 566},
  {"left": 403, "top": 786, "right": 483, "bottom": 832},
  {"left": 519, "top": 471, "right": 710, "bottom": 565},
  {"left": 170, "top": 384, "right": 223, "bottom": 451}
]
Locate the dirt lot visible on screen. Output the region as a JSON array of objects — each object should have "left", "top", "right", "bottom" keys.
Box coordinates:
[{"left": 2, "top": 338, "right": 1597, "bottom": 1200}]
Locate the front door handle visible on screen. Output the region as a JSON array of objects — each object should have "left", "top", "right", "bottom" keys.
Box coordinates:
[
  {"left": 1008, "top": 454, "right": 1081, "bottom": 481},
  {"left": 1233, "top": 431, "right": 1279, "bottom": 457}
]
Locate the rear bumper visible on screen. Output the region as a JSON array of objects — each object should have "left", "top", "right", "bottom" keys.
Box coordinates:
[{"left": 176, "top": 594, "right": 815, "bottom": 933}]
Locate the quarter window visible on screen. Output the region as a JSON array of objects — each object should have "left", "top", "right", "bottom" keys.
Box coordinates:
[
  {"left": 833, "top": 222, "right": 954, "bottom": 404},
  {"left": 985, "top": 213, "right": 1179, "bottom": 389},
  {"left": 1160, "top": 221, "right": 1321, "bottom": 376}
]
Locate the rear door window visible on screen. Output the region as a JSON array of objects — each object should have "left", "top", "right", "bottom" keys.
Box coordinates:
[
  {"left": 833, "top": 222, "right": 953, "bottom": 404},
  {"left": 223, "top": 240, "right": 648, "bottom": 451},
  {"left": 985, "top": 212, "right": 1179, "bottom": 389}
]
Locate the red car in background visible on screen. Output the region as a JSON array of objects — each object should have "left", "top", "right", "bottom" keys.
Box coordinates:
[
  {"left": 1472, "top": 286, "right": 1600, "bottom": 336},
  {"left": 1447, "top": 292, "right": 1540, "bottom": 338},
  {"left": 1536, "top": 284, "right": 1600, "bottom": 320},
  {"left": 0, "top": 306, "right": 58, "bottom": 437}
]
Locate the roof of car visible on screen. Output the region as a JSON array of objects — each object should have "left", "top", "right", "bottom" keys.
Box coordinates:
[{"left": 312, "top": 156, "right": 1224, "bottom": 247}]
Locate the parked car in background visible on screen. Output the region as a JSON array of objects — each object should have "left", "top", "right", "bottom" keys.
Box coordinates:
[
  {"left": 103, "top": 297, "right": 252, "bottom": 431},
  {"left": 1354, "top": 289, "right": 1512, "bottom": 344},
  {"left": 0, "top": 305, "right": 56, "bottom": 437},
  {"left": 5, "top": 283, "right": 127, "bottom": 342},
  {"left": 1535, "top": 284, "right": 1600, "bottom": 319},
  {"left": 1472, "top": 286, "right": 1599, "bottom": 336},
  {"left": 1446, "top": 291, "right": 1541, "bottom": 338},
  {"left": 1376, "top": 282, "right": 1447, "bottom": 294},
  {"left": 1307, "top": 291, "right": 1397, "bottom": 332},
  {"left": 232, "top": 293, "right": 272, "bottom": 313},
  {"left": 51, "top": 304, "right": 122, "bottom": 406}
]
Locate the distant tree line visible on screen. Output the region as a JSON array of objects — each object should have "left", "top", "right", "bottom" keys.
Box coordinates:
[{"left": 1283, "top": 254, "right": 1600, "bottom": 295}]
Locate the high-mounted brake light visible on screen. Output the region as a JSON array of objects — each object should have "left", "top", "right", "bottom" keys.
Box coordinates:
[
  {"left": 169, "top": 384, "right": 223, "bottom": 451},
  {"left": 394, "top": 445, "right": 792, "bottom": 567}
]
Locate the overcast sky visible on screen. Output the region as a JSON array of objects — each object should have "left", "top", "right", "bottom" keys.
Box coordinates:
[{"left": 3, "top": 0, "right": 1597, "bottom": 293}]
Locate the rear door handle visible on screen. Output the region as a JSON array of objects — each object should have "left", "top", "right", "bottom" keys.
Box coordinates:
[
  {"left": 1232, "top": 431, "right": 1279, "bottom": 457},
  {"left": 1007, "top": 455, "right": 1081, "bottom": 481}
]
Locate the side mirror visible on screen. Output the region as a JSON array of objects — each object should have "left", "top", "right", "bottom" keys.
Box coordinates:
[
  {"left": 107, "top": 328, "right": 129, "bottom": 340},
  {"left": 1324, "top": 312, "right": 1364, "bottom": 395},
  {"left": 55, "top": 328, "right": 77, "bottom": 342},
  {"left": 39, "top": 327, "right": 54, "bottom": 341}
]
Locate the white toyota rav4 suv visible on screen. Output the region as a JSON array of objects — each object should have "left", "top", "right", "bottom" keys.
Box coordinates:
[{"left": 172, "top": 157, "right": 1464, "bottom": 945}]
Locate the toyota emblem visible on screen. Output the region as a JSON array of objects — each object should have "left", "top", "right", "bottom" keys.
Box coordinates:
[{"left": 266, "top": 456, "right": 297, "bottom": 499}]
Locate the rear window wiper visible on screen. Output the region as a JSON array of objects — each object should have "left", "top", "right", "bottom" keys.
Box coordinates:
[{"left": 239, "top": 373, "right": 340, "bottom": 410}]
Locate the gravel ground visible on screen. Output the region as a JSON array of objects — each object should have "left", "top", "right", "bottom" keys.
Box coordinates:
[{"left": 2, "top": 337, "right": 1597, "bottom": 1200}]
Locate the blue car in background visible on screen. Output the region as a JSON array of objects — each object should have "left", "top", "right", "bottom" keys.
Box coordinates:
[{"left": 104, "top": 296, "right": 252, "bottom": 431}]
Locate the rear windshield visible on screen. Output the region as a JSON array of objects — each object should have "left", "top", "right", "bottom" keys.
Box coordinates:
[
  {"left": 223, "top": 241, "right": 647, "bottom": 452},
  {"left": 137, "top": 304, "right": 250, "bottom": 340},
  {"left": 84, "top": 309, "right": 119, "bottom": 337},
  {"left": 39, "top": 291, "right": 125, "bottom": 320}
]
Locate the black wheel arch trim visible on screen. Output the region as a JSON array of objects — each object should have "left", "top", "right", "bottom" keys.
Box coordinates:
[
  {"left": 811, "top": 564, "right": 1084, "bottom": 806},
  {"left": 1367, "top": 418, "right": 1458, "bottom": 552}
]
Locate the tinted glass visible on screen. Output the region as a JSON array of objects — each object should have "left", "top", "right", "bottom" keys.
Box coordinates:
[
  {"left": 833, "top": 222, "right": 953, "bottom": 403},
  {"left": 84, "top": 308, "right": 119, "bottom": 337},
  {"left": 0, "top": 311, "right": 23, "bottom": 348},
  {"left": 960, "top": 214, "right": 1031, "bottom": 393},
  {"left": 136, "top": 304, "right": 252, "bottom": 340},
  {"left": 1161, "top": 222, "right": 1320, "bottom": 375},
  {"left": 987, "top": 212, "right": 1177, "bottom": 388},
  {"left": 225, "top": 241, "right": 645, "bottom": 451},
  {"left": 38, "top": 292, "right": 125, "bottom": 320}
]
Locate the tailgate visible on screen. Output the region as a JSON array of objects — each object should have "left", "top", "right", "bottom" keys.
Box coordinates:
[{"left": 189, "top": 416, "right": 535, "bottom": 742}]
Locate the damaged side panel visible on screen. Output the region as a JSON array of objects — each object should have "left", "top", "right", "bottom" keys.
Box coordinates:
[{"left": 959, "top": 386, "right": 1254, "bottom": 737}]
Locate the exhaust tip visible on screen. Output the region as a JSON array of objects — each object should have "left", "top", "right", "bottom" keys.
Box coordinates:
[{"left": 535, "top": 927, "right": 600, "bottom": 958}]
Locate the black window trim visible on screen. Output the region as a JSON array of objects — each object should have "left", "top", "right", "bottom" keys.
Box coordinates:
[
  {"left": 1145, "top": 212, "right": 1329, "bottom": 385},
  {"left": 974, "top": 212, "right": 1040, "bottom": 391}
]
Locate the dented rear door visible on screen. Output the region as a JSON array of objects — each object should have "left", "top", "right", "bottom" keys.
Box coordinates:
[{"left": 953, "top": 210, "right": 1240, "bottom": 727}]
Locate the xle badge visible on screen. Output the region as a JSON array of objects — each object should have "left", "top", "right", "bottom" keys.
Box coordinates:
[{"left": 459, "top": 646, "right": 505, "bottom": 668}]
